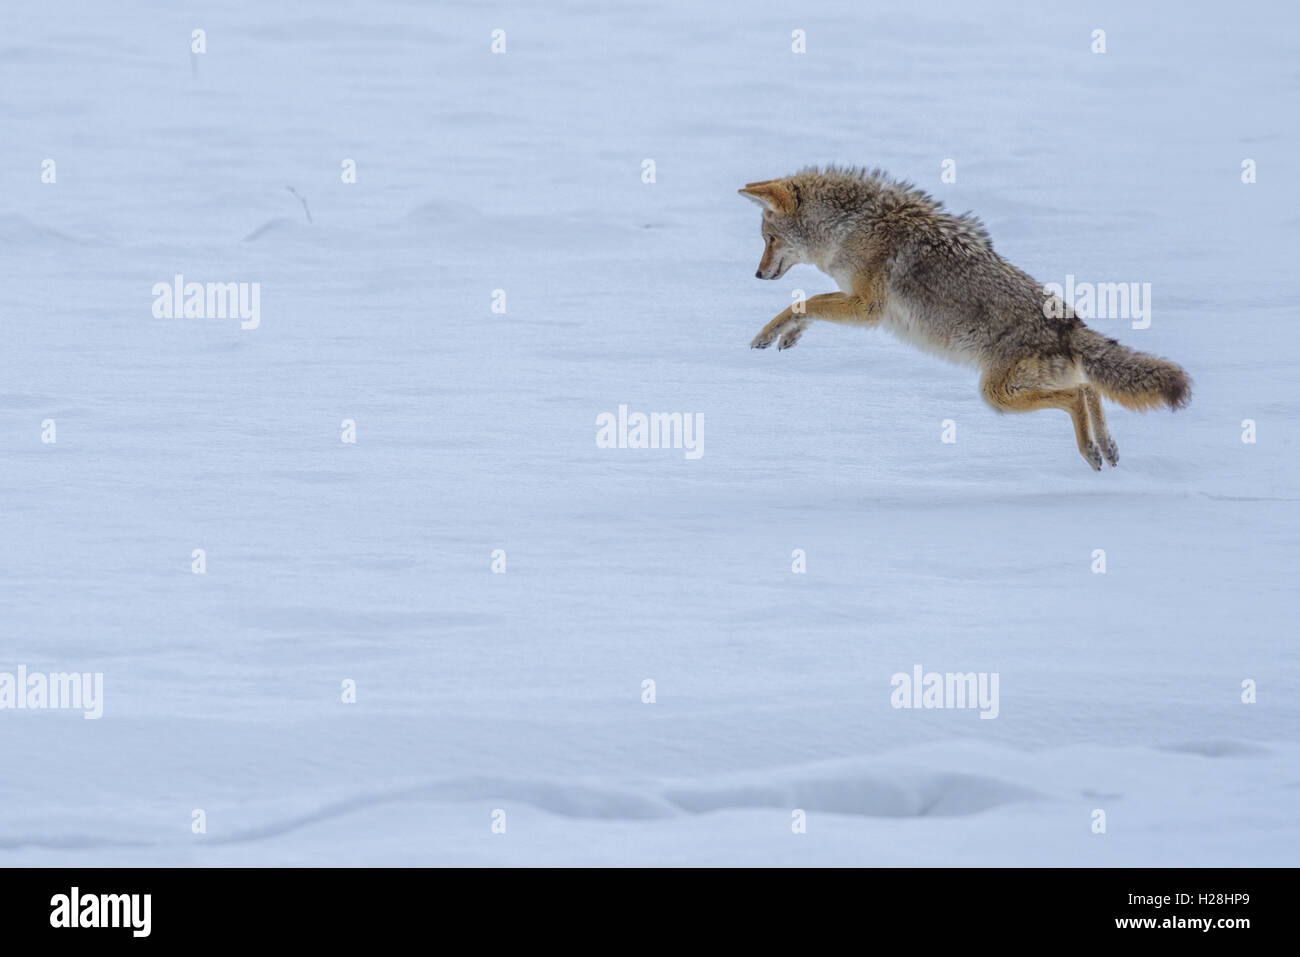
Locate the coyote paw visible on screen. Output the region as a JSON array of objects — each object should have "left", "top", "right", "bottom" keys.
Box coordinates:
[
  {"left": 750, "top": 329, "right": 777, "bottom": 349},
  {"left": 1081, "top": 442, "right": 1103, "bottom": 471},
  {"left": 777, "top": 325, "right": 806, "bottom": 350},
  {"left": 1101, "top": 436, "right": 1119, "bottom": 468}
]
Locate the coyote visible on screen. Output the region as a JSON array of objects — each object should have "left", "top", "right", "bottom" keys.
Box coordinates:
[{"left": 740, "top": 167, "right": 1190, "bottom": 469}]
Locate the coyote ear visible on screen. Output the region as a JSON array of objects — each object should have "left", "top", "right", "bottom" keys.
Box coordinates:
[
  {"left": 738, "top": 180, "right": 798, "bottom": 213},
  {"left": 737, "top": 187, "right": 775, "bottom": 210}
]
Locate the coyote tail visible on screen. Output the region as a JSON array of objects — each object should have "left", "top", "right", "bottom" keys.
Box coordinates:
[{"left": 1073, "top": 326, "right": 1191, "bottom": 411}]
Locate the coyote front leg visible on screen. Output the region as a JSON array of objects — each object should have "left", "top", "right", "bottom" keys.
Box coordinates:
[{"left": 749, "top": 292, "right": 882, "bottom": 350}]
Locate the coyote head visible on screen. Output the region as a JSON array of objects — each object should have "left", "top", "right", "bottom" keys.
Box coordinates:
[{"left": 738, "top": 179, "right": 807, "bottom": 280}]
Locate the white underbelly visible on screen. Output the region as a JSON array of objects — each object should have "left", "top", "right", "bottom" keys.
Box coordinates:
[{"left": 880, "top": 300, "right": 981, "bottom": 368}]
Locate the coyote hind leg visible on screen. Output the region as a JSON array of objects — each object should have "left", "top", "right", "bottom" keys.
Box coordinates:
[
  {"left": 1082, "top": 385, "right": 1118, "bottom": 467},
  {"left": 982, "top": 364, "right": 1103, "bottom": 471}
]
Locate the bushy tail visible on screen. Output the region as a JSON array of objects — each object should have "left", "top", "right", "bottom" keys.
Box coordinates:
[{"left": 1073, "top": 326, "right": 1190, "bottom": 411}]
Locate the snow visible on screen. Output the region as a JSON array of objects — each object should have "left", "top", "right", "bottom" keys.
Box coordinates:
[{"left": 1, "top": 0, "right": 1297, "bottom": 865}]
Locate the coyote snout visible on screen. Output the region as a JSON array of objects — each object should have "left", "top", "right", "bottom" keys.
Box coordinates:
[
  {"left": 739, "top": 166, "right": 1191, "bottom": 470},
  {"left": 753, "top": 237, "right": 795, "bottom": 280}
]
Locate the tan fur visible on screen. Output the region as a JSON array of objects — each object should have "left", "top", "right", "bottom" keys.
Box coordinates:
[
  {"left": 740, "top": 166, "right": 1191, "bottom": 469},
  {"left": 739, "top": 180, "right": 798, "bottom": 215}
]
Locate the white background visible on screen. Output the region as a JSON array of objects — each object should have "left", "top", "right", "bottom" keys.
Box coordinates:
[{"left": 1, "top": 0, "right": 1296, "bottom": 864}]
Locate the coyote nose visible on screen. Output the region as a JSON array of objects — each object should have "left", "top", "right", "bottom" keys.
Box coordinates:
[{"left": 755, "top": 269, "right": 763, "bottom": 278}]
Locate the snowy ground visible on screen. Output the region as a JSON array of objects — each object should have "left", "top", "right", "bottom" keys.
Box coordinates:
[{"left": 1, "top": 0, "right": 1297, "bottom": 866}]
